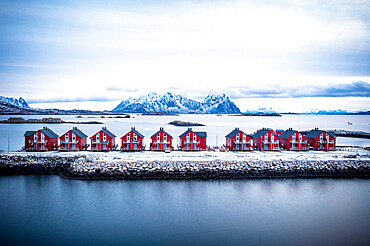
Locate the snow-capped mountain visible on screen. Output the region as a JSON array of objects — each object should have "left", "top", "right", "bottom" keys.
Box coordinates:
[
  {"left": 112, "top": 92, "right": 241, "bottom": 114},
  {"left": 0, "top": 96, "right": 29, "bottom": 108},
  {"left": 244, "top": 107, "right": 277, "bottom": 114}
]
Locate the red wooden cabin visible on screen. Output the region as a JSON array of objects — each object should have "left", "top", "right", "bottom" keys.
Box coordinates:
[
  {"left": 90, "top": 127, "right": 116, "bottom": 151},
  {"left": 279, "top": 128, "right": 308, "bottom": 151},
  {"left": 305, "top": 128, "right": 336, "bottom": 151},
  {"left": 179, "top": 128, "right": 207, "bottom": 151},
  {"left": 121, "top": 127, "right": 145, "bottom": 151},
  {"left": 252, "top": 128, "right": 280, "bottom": 151},
  {"left": 150, "top": 127, "right": 173, "bottom": 151},
  {"left": 225, "top": 128, "right": 253, "bottom": 151},
  {"left": 24, "top": 127, "right": 58, "bottom": 151},
  {"left": 59, "top": 127, "right": 88, "bottom": 151}
]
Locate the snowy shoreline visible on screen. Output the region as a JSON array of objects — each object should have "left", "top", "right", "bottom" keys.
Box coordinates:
[{"left": 1, "top": 149, "right": 369, "bottom": 180}]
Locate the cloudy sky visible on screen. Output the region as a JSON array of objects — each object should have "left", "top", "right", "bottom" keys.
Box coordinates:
[{"left": 0, "top": 0, "right": 369, "bottom": 112}]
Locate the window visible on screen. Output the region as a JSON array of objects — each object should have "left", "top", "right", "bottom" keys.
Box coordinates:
[
  {"left": 164, "top": 134, "right": 167, "bottom": 141},
  {"left": 34, "top": 134, "right": 37, "bottom": 141},
  {"left": 187, "top": 134, "right": 190, "bottom": 141},
  {"left": 320, "top": 134, "right": 323, "bottom": 140},
  {"left": 193, "top": 135, "right": 196, "bottom": 141},
  {"left": 41, "top": 133, "right": 44, "bottom": 141},
  {"left": 164, "top": 144, "right": 167, "bottom": 149},
  {"left": 127, "top": 135, "right": 130, "bottom": 142},
  {"left": 103, "top": 133, "right": 106, "bottom": 141},
  {"left": 97, "top": 135, "right": 100, "bottom": 142},
  {"left": 236, "top": 135, "right": 239, "bottom": 141},
  {"left": 271, "top": 135, "right": 274, "bottom": 141},
  {"left": 157, "top": 134, "right": 160, "bottom": 142},
  {"left": 157, "top": 144, "right": 160, "bottom": 150},
  {"left": 243, "top": 135, "right": 246, "bottom": 141},
  {"left": 264, "top": 135, "right": 267, "bottom": 141},
  {"left": 65, "top": 134, "right": 69, "bottom": 142},
  {"left": 134, "top": 134, "right": 137, "bottom": 141},
  {"left": 72, "top": 133, "right": 75, "bottom": 141}
]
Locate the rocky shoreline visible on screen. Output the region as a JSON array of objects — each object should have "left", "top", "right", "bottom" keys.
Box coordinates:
[{"left": 0, "top": 155, "right": 369, "bottom": 180}]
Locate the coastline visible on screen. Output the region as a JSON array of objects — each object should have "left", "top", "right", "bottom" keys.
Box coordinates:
[{"left": 1, "top": 154, "right": 369, "bottom": 180}]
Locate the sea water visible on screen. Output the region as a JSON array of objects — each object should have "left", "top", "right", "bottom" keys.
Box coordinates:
[{"left": 0, "top": 176, "right": 369, "bottom": 245}]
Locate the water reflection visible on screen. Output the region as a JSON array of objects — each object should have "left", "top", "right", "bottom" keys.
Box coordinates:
[{"left": 0, "top": 176, "right": 369, "bottom": 245}]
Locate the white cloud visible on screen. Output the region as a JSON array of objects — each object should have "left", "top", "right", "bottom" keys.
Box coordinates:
[{"left": 1, "top": 0, "right": 369, "bottom": 111}]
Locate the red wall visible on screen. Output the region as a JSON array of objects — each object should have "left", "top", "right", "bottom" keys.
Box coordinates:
[
  {"left": 90, "top": 131, "right": 115, "bottom": 151},
  {"left": 180, "top": 131, "right": 207, "bottom": 151},
  {"left": 150, "top": 131, "right": 173, "bottom": 151},
  {"left": 25, "top": 131, "right": 58, "bottom": 151},
  {"left": 253, "top": 132, "right": 279, "bottom": 151},
  {"left": 226, "top": 132, "right": 252, "bottom": 151},
  {"left": 60, "top": 131, "right": 87, "bottom": 151},
  {"left": 280, "top": 132, "right": 308, "bottom": 151},
  {"left": 121, "top": 131, "right": 144, "bottom": 151},
  {"left": 307, "top": 132, "right": 336, "bottom": 150}
]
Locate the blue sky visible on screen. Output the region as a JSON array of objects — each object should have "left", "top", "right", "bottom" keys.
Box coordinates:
[{"left": 0, "top": 0, "right": 369, "bottom": 112}]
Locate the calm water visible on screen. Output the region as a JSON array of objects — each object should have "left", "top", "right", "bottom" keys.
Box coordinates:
[
  {"left": 0, "top": 176, "right": 369, "bottom": 245},
  {"left": 0, "top": 114, "right": 369, "bottom": 151}
]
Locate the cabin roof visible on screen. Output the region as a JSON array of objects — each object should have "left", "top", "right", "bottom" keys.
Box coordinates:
[
  {"left": 195, "top": 131, "right": 207, "bottom": 138},
  {"left": 151, "top": 128, "right": 173, "bottom": 139},
  {"left": 179, "top": 128, "right": 207, "bottom": 138},
  {"left": 70, "top": 128, "right": 88, "bottom": 138},
  {"left": 40, "top": 128, "right": 58, "bottom": 138},
  {"left": 252, "top": 130, "right": 270, "bottom": 139},
  {"left": 305, "top": 130, "right": 336, "bottom": 139},
  {"left": 121, "top": 127, "right": 144, "bottom": 138},
  {"left": 225, "top": 128, "right": 242, "bottom": 138},
  {"left": 279, "top": 130, "right": 298, "bottom": 139},
  {"left": 91, "top": 127, "right": 116, "bottom": 139},
  {"left": 24, "top": 131, "right": 36, "bottom": 137}
]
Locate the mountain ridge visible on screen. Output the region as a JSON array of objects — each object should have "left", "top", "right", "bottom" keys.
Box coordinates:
[{"left": 112, "top": 92, "right": 241, "bottom": 114}]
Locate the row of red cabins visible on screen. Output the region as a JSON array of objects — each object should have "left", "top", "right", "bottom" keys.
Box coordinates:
[{"left": 24, "top": 127, "right": 336, "bottom": 152}]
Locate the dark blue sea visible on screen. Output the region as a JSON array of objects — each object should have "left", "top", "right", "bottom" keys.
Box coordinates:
[{"left": 0, "top": 176, "right": 369, "bottom": 245}]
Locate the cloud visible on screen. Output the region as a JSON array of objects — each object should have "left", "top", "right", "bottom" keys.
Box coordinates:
[
  {"left": 227, "top": 81, "right": 370, "bottom": 98},
  {"left": 106, "top": 86, "right": 138, "bottom": 92},
  {"left": 27, "top": 96, "right": 121, "bottom": 104}
]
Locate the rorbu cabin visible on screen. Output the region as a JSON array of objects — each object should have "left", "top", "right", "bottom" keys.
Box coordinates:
[
  {"left": 24, "top": 127, "right": 58, "bottom": 151},
  {"left": 59, "top": 127, "right": 88, "bottom": 151},
  {"left": 179, "top": 128, "right": 207, "bottom": 151},
  {"left": 121, "top": 127, "right": 145, "bottom": 151},
  {"left": 150, "top": 127, "right": 173, "bottom": 151},
  {"left": 225, "top": 128, "right": 253, "bottom": 151},
  {"left": 90, "top": 127, "right": 116, "bottom": 151},
  {"left": 252, "top": 128, "right": 280, "bottom": 151},
  {"left": 279, "top": 128, "right": 308, "bottom": 151},
  {"left": 305, "top": 128, "right": 336, "bottom": 151}
]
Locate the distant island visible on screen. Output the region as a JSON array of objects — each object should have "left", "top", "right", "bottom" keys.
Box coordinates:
[
  {"left": 0, "top": 117, "right": 103, "bottom": 124},
  {"left": 168, "top": 120, "right": 205, "bottom": 127},
  {"left": 142, "top": 112, "right": 179, "bottom": 116},
  {"left": 234, "top": 113, "right": 282, "bottom": 117}
]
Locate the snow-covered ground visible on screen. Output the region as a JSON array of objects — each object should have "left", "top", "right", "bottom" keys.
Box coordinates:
[{"left": 4, "top": 148, "right": 369, "bottom": 162}]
